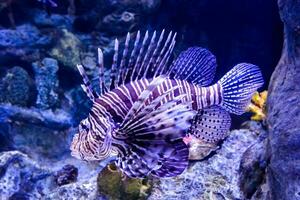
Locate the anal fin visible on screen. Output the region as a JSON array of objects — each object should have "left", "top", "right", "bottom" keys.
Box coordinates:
[
  {"left": 151, "top": 139, "right": 189, "bottom": 177},
  {"left": 188, "top": 106, "right": 231, "bottom": 143}
]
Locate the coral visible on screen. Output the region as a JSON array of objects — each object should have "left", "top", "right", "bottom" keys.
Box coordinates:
[
  {"left": 97, "top": 164, "right": 152, "bottom": 200},
  {"left": 246, "top": 91, "right": 267, "bottom": 121},
  {"left": 32, "top": 58, "right": 59, "bottom": 109},
  {"left": 54, "top": 164, "right": 78, "bottom": 186},
  {"left": 0, "top": 66, "right": 32, "bottom": 107},
  {"left": 0, "top": 151, "right": 53, "bottom": 199},
  {"left": 50, "top": 29, "right": 82, "bottom": 70}
]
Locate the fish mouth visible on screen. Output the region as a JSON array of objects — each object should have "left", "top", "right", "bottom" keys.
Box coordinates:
[{"left": 70, "top": 133, "right": 82, "bottom": 160}]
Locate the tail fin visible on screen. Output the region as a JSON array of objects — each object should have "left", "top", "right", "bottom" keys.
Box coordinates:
[{"left": 219, "top": 63, "right": 264, "bottom": 115}]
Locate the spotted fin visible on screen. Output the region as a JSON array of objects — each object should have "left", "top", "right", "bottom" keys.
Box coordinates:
[
  {"left": 151, "top": 139, "right": 189, "bottom": 177},
  {"left": 188, "top": 106, "right": 231, "bottom": 143},
  {"left": 168, "top": 47, "right": 217, "bottom": 86}
]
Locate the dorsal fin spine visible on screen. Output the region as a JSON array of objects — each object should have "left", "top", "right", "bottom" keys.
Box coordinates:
[
  {"left": 98, "top": 48, "right": 107, "bottom": 95},
  {"left": 119, "top": 32, "right": 131, "bottom": 85},
  {"left": 153, "top": 31, "right": 173, "bottom": 77},
  {"left": 110, "top": 39, "right": 119, "bottom": 90},
  {"left": 138, "top": 31, "right": 157, "bottom": 79},
  {"left": 131, "top": 31, "right": 149, "bottom": 81},
  {"left": 77, "top": 64, "right": 95, "bottom": 101},
  {"left": 145, "top": 29, "right": 165, "bottom": 76},
  {"left": 125, "top": 31, "right": 140, "bottom": 82},
  {"left": 156, "top": 33, "right": 177, "bottom": 76}
]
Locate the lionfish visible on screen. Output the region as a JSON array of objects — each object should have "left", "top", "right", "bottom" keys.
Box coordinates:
[{"left": 70, "top": 30, "right": 264, "bottom": 178}]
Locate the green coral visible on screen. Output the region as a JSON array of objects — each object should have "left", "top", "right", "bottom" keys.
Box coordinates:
[
  {"left": 97, "top": 164, "right": 152, "bottom": 200},
  {"left": 50, "top": 29, "right": 82, "bottom": 70}
]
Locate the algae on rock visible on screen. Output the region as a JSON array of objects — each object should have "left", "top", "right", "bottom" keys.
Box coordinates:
[
  {"left": 50, "top": 29, "right": 82, "bottom": 70},
  {"left": 97, "top": 164, "right": 152, "bottom": 200}
]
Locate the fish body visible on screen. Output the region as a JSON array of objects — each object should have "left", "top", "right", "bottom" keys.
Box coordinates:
[
  {"left": 71, "top": 30, "right": 264, "bottom": 178},
  {"left": 96, "top": 78, "right": 221, "bottom": 123}
]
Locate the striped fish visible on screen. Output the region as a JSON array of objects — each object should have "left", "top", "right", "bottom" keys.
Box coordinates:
[{"left": 70, "top": 30, "right": 264, "bottom": 178}]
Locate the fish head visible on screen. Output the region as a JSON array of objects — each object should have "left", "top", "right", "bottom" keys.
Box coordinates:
[{"left": 70, "top": 114, "right": 115, "bottom": 161}]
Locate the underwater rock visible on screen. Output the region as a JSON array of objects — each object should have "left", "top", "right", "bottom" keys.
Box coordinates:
[
  {"left": 0, "top": 151, "right": 103, "bottom": 199},
  {"left": 49, "top": 29, "right": 82, "bottom": 70},
  {"left": 105, "top": 0, "right": 161, "bottom": 14},
  {"left": 9, "top": 123, "right": 70, "bottom": 159},
  {"left": 94, "top": 0, "right": 160, "bottom": 34},
  {"left": 54, "top": 164, "right": 78, "bottom": 186},
  {"left": 99, "top": 11, "right": 138, "bottom": 35},
  {"left": 0, "top": 151, "right": 53, "bottom": 199},
  {"left": 0, "top": 104, "right": 72, "bottom": 130},
  {"left": 239, "top": 127, "right": 268, "bottom": 199},
  {"left": 32, "top": 57, "right": 59, "bottom": 109},
  {"left": 148, "top": 129, "right": 258, "bottom": 200},
  {"left": 266, "top": 0, "right": 300, "bottom": 199},
  {"left": 97, "top": 164, "right": 152, "bottom": 200},
  {"left": 241, "top": 120, "right": 265, "bottom": 135},
  {"left": 33, "top": 9, "right": 74, "bottom": 29},
  {"left": 0, "top": 66, "right": 33, "bottom": 107},
  {"left": 0, "top": 24, "right": 50, "bottom": 48},
  {"left": 45, "top": 175, "right": 103, "bottom": 200},
  {"left": 67, "top": 86, "right": 92, "bottom": 125}
]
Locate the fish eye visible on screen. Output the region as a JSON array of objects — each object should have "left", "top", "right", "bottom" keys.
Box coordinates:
[{"left": 79, "top": 123, "right": 89, "bottom": 132}]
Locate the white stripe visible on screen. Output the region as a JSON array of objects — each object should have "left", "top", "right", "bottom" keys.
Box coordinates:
[
  {"left": 209, "top": 86, "right": 214, "bottom": 106},
  {"left": 101, "top": 95, "right": 123, "bottom": 118},
  {"left": 106, "top": 91, "right": 127, "bottom": 117}
]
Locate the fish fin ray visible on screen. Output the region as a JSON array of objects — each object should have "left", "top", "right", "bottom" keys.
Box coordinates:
[
  {"left": 219, "top": 63, "right": 264, "bottom": 115},
  {"left": 188, "top": 106, "right": 231, "bottom": 143},
  {"left": 168, "top": 47, "right": 217, "bottom": 86},
  {"left": 151, "top": 139, "right": 189, "bottom": 177},
  {"left": 77, "top": 64, "right": 96, "bottom": 101}
]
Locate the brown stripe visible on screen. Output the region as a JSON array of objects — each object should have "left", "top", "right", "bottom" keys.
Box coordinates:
[
  {"left": 216, "top": 83, "right": 222, "bottom": 104},
  {"left": 206, "top": 87, "right": 211, "bottom": 105},
  {"left": 189, "top": 83, "right": 197, "bottom": 110}
]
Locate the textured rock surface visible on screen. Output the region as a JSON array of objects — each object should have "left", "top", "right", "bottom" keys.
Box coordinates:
[
  {"left": 239, "top": 128, "right": 268, "bottom": 199},
  {"left": 0, "top": 151, "right": 53, "bottom": 199},
  {"left": 0, "top": 66, "right": 33, "bottom": 107},
  {"left": 0, "top": 24, "right": 49, "bottom": 48},
  {"left": 49, "top": 29, "right": 82, "bottom": 70},
  {"left": 148, "top": 129, "right": 258, "bottom": 200},
  {"left": 32, "top": 58, "right": 59, "bottom": 109},
  {"left": 54, "top": 164, "right": 78, "bottom": 186},
  {"left": 266, "top": 0, "right": 300, "bottom": 199},
  {"left": 45, "top": 176, "right": 102, "bottom": 200},
  {"left": 0, "top": 151, "right": 106, "bottom": 200}
]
